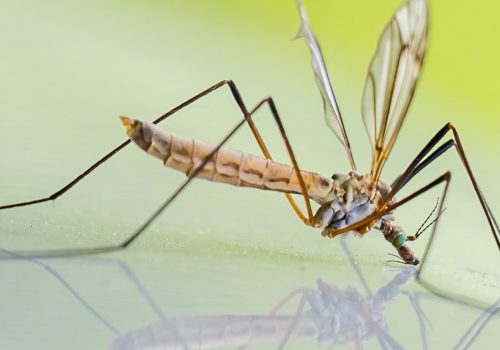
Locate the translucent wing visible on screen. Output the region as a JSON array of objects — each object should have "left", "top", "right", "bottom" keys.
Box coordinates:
[
  {"left": 362, "top": 0, "right": 428, "bottom": 183},
  {"left": 295, "top": 0, "right": 357, "bottom": 170}
]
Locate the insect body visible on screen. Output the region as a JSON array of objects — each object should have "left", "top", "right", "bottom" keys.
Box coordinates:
[
  {"left": 118, "top": 0, "right": 430, "bottom": 265},
  {"left": 117, "top": 0, "right": 497, "bottom": 267},
  {"left": 120, "top": 116, "right": 334, "bottom": 203},
  {"left": 121, "top": 116, "right": 415, "bottom": 263},
  {"left": 1, "top": 0, "right": 498, "bottom": 302}
]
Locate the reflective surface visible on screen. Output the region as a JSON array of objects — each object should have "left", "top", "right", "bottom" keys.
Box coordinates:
[
  {"left": 1, "top": 240, "right": 498, "bottom": 349},
  {"left": 1, "top": 1, "right": 499, "bottom": 349}
]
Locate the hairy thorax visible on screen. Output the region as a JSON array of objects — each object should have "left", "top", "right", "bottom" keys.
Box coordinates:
[{"left": 313, "top": 171, "right": 393, "bottom": 235}]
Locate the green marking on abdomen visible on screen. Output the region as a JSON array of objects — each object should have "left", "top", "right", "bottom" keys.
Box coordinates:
[{"left": 392, "top": 234, "right": 407, "bottom": 248}]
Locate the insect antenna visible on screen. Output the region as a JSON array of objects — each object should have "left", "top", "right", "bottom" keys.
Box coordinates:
[
  {"left": 409, "top": 207, "right": 447, "bottom": 241},
  {"left": 414, "top": 198, "right": 440, "bottom": 236},
  {"left": 419, "top": 208, "right": 447, "bottom": 236}
]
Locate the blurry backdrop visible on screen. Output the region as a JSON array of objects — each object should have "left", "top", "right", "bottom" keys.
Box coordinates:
[{"left": 0, "top": 1, "right": 499, "bottom": 349}]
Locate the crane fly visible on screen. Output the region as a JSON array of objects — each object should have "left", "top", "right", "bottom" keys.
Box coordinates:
[{"left": 1, "top": 0, "right": 499, "bottom": 301}]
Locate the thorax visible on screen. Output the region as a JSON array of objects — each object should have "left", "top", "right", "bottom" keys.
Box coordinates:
[{"left": 314, "top": 171, "right": 393, "bottom": 233}]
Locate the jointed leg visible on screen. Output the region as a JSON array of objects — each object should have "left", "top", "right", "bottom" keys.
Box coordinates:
[
  {"left": 9, "top": 110, "right": 250, "bottom": 257},
  {"left": 320, "top": 121, "right": 498, "bottom": 303},
  {"left": 383, "top": 123, "right": 500, "bottom": 295},
  {"left": 320, "top": 172, "right": 452, "bottom": 239},
  {"left": 0, "top": 80, "right": 233, "bottom": 210},
  {"left": 453, "top": 298, "right": 500, "bottom": 349},
  {"left": 318, "top": 128, "right": 458, "bottom": 239},
  {"left": 341, "top": 236, "right": 373, "bottom": 296},
  {"left": 0, "top": 248, "right": 120, "bottom": 335},
  {"left": 1, "top": 80, "right": 315, "bottom": 225},
  {"left": 413, "top": 170, "right": 489, "bottom": 306},
  {"left": 247, "top": 97, "right": 315, "bottom": 225},
  {"left": 330, "top": 125, "right": 458, "bottom": 243},
  {"left": 328, "top": 122, "right": 499, "bottom": 245},
  {"left": 386, "top": 123, "right": 499, "bottom": 249},
  {"left": 237, "top": 286, "right": 314, "bottom": 350},
  {"left": 316, "top": 279, "right": 404, "bottom": 350},
  {"left": 446, "top": 124, "right": 499, "bottom": 248},
  {"left": 5, "top": 82, "right": 315, "bottom": 257},
  {"left": 276, "top": 293, "right": 308, "bottom": 350}
]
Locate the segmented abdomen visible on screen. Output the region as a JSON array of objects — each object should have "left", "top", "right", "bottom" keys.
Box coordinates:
[
  {"left": 110, "top": 315, "right": 317, "bottom": 349},
  {"left": 124, "top": 118, "right": 333, "bottom": 204}
]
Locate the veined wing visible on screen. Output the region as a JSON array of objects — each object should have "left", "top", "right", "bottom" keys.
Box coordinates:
[
  {"left": 362, "top": 0, "right": 428, "bottom": 183},
  {"left": 295, "top": 0, "right": 357, "bottom": 171}
]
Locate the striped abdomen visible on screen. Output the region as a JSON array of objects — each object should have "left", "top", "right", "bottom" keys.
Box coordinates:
[
  {"left": 110, "top": 314, "right": 317, "bottom": 349},
  {"left": 121, "top": 117, "right": 333, "bottom": 204}
]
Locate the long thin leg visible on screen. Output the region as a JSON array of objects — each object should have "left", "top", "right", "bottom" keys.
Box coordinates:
[
  {"left": 341, "top": 235, "right": 406, "bottom": 350},
  {"left": 415, "top": 171, "right": 484, "bottom": 307},
  {"left": 316, "top": 280, "right": 404, "bottom": 350},
  {"left": 0, "top": 80, "right": 230, "bottom": 210},
  {"left": 247, "top": 97, "right": 314, "bottom": 224},
  {"left": 343, "top": 236, "right": 427, "bottom": 350},
  {"left": 8, "top": 111, "right": 248, "bottom": 257},
  {"left": 237, "top": 287, "right": 314, "bottom": 350},
  {"left": 391, "top": 164, "right": 496, "bottom": 308},
  {"left": 385, "top": 123, "right": 499, "bottom": 249},
  {"left": 6, "top": 88, "right": 315, "bottom": 257},
  {"left": 321, "top": 172, "right": 452, "bottom": 239},
  {"left": 331, "top": 163, "right": 492, "bottom": 307},
  {"left": 324, "top": 123, "right": 500, "bottom": 251},
  {"left": 276, "top": 293, "right": 308, "bottom": 350},
  {"left": 0, "top": 248, "right": 120, "bottom": 336},
  {"left": 319, "top": 124, "right": 460, "bottom": 239},
  {"left": 453, "top": 298, "right": 500, "bottom": 350},
  {"left": 386, "top": 124, "right": 500, "bottom": 304},
  {"left": 390, "top": 139, "right": 454, "bottom": 188},
  {"left": 1, "top": 80, "right": 314, "bottom": 224},
  {"left": 403, "top": 292, "right": 430, "bottom": 350},
  {"left": 268, "top": 288, "right": 314, "bottom": 315},
  {"left": 341, "top": 236, "right": 373, "bottom": 296}
]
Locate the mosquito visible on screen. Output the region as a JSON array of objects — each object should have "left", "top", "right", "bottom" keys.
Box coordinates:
[{"left": 1, "top": 0, "right": 499, "bottom": 299}]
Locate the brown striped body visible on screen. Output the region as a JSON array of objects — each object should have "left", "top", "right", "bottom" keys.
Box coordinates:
[
  {"left": 120, "top": 117, "right": 334, "bottom": 204},
  {"left": 110, "top": 314, "right": 318, "bottom": 350}
]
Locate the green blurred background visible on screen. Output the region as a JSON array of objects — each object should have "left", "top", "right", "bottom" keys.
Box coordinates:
[{"left": 0, "top": 0, "right": 498, "bottom": 349}]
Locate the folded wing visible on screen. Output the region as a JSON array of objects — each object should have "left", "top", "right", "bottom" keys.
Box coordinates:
[
  {"left": 362, "top": 0, "right": 428, "bottom": 183},
  {"left": 295, "top": 0, "right": 357, "bottom": 170}
]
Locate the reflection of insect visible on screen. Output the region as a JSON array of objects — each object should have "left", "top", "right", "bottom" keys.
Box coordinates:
[
  {"left": 110, "top": 242, "right": 500, "bottom": 350},
  {"left": 1, "top": 1, "right": 498, "bottom": 296},
  {"left": 0, "top": 243, "right": 429, "bottom": 350},
  {"left": 111, "top": 237, "right": 435, "bottom": 350},
  {"left": 2, "top": 239, "right": 497, "bottom": 349},
  {"left": 110, "top": 268, "right": 419, "bottom": 350}
]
